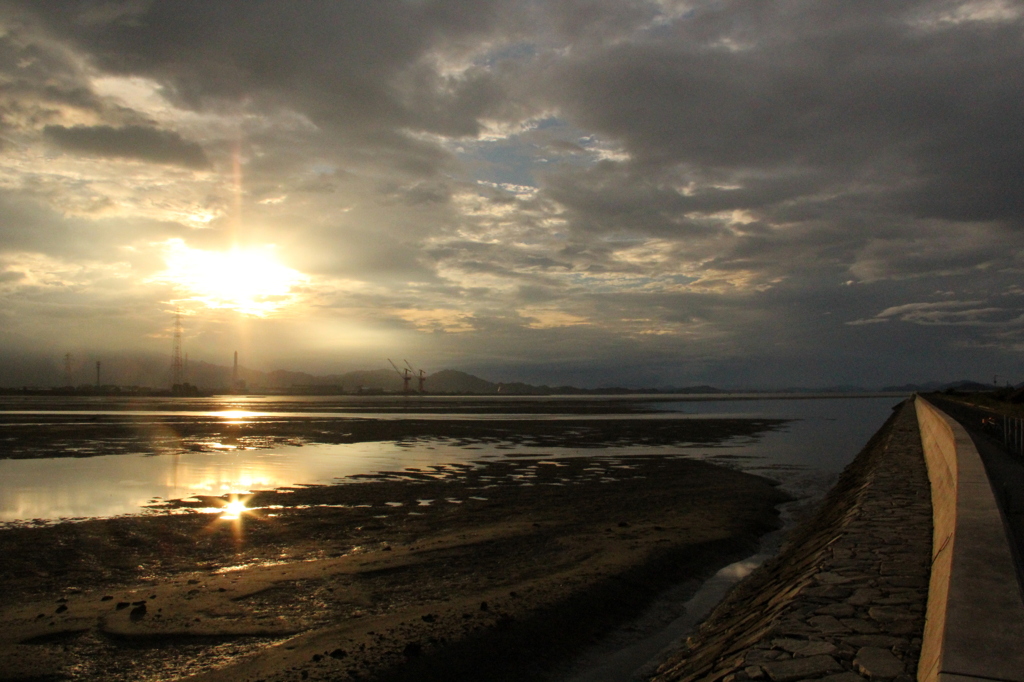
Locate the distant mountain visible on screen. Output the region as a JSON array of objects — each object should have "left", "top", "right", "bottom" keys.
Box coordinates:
[
  {"left": 425, "top": 375, "right": 731, "bottom": 396},
  {"left": 767, "top": 385, "right": 869, "bottom": 394},
  {"left": 657, "top": 385, "right": 729, "bottom": 394},
  {"left": 264, "top": 369, "right": 323, "bottom": 387},
  {"left": 325, "top": 369, "right": 405, "bottom": 393},
  {"left": 11, "top": 350, "right": 1014, "bottom": 396},
  {"left": 943, "top": 380, "right": 1000, "bottom": 391},
  {"left": 880, "top": 382, "right": 942, "bottom": 393},
  {"left": 183, "top": 364, "right": 406, "bottom": 393},
  {"left": 424, "top": 370, "right": 497, "bottom": 394},
  {"left": 880, "top": 379, "right": 998, "bottom": 393},
  {"left": 253, "top": 367, "right": 732, "bottom": 396},
  {"left": 4, "top": 352, "right": 744, "bottom": 396}
]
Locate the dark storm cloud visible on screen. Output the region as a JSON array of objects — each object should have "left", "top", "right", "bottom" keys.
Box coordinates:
[
  {"left": 0, "top": 16, "right": 106, "bottom": 142},
  {"left": 16, "top": 0, "right": 1024, "bottom": 229},
  {"left": 14, "top": 0, "right": 520, "bottom": 145},
  {"left": 43, "top": 124, "right": 210, "bottom": 168},
  {"left": 546, "top": 0, "right": 1024, "bottom": 227}
]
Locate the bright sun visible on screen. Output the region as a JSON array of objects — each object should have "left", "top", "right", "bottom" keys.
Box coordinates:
[{"left": 156, "top": 239, "right": 307, "bottom": 316}]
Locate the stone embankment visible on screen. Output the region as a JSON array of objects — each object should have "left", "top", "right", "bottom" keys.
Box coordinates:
[{"left": 649, "top": 400, "right": 931, "bottom": 682}]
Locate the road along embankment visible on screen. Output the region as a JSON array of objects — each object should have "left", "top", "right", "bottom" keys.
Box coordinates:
[
  {"left": 914, "top": 396, "right": 1024, "bottom": 682},
  {"left": 649, "top": 400, "right": 932, "bottom": 682}
]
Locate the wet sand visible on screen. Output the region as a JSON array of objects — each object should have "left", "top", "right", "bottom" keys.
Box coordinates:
[{"left": 0, "top": 453, "right": 788, "bottom": 682}]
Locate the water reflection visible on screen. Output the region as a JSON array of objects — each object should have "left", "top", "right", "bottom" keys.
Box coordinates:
[
  {"left": 0, "top": 439, "right": 516, "bottom": 522},
  {"left": 0, "top": 396, "right": 902, "bottom": 524},
  {"left": 217, "top": 496, "right": 252, "bottom": 520},
  {"left": 213, "top": 410, "right": 263, "bottom": 422}
]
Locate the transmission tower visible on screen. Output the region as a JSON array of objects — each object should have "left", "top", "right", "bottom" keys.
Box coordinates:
[{"left": 171, "top": 308, "right": 183, "bottom": 387}]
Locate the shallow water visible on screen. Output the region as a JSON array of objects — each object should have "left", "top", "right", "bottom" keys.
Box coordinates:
[
  {"left": 0, "top": 395, "right": 903, "bottom": 523},
  {"left": 561, "top": 526, "right": 786, "bottom": 682}
]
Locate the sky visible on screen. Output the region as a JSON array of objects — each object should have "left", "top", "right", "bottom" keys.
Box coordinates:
[{"left": 1, "top": 0, "right": 1023, "bottom": 389}]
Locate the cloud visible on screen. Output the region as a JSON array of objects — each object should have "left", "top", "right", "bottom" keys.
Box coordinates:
[
  {"left": 43, "top": 124, "right": 210, "bottom": 168},
  {"left": 848, "top": 300, "right": 1024, "bottom": 327},
  {"left": 2, "top": 1, "right": 1024, "bottom": 387},
  {"left": 542, "top": 0, "right": 1024, "bottom": 231}
]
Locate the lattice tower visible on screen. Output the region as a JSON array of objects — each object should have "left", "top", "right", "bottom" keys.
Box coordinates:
[{"left": 171, "top": 308, "right": 183, "bottom": 386}]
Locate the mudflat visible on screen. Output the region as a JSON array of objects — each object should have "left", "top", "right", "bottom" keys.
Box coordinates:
[
  {"left": 0, "top": 453, "right": 788, "bottom": 682},
  {"left": 0, "top": 409, "right": 785, "bottom": 459}
]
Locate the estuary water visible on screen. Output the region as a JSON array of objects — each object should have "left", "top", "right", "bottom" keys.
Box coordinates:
[{"left": 0, "top": 394, "right": 905, "bottom": 524}]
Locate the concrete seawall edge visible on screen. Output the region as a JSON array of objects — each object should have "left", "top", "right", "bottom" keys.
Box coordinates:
[{"left": 914, "top": 395, "right": 1024, "bottom": 682}]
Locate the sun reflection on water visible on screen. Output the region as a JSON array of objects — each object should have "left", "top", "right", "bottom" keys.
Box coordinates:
[
  {"left": 219, "top": 496, "right": 251, "bottom": 520},
  {"left": 215, "top": 410, "right": 261, "bottom": 421}
]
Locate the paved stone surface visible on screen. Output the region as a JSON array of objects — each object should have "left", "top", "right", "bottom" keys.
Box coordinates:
[
  {"left": 648, "top": 401, "right": 930, "bottom": 682},
  {"left": 821, "top": 673, "right": 869, "bottom": 682},
  {"left": 762, "top": 654, "right": 842, "bottom": 681},
  {"left": 853, "top": 646, "right": 904, "bottom": 678}
]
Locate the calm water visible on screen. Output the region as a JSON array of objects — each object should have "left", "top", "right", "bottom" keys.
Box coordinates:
[{"left": 0, "top": 395, "right": 904, "bottom": 523}]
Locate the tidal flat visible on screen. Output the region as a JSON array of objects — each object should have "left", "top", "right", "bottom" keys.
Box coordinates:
[
  {"left": 0, "top": 453, "right": 788, "bottom": 682},
  {"left": 0, "top": 396, "right": 899, "bottom": 681}
]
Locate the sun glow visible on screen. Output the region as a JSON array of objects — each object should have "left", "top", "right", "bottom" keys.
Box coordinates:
[
  {"left": 219, "top": 496, "right": 252, "bottom": 520},
  {"left": 154, "top": 239, "right": 307, "bottom": 316}
]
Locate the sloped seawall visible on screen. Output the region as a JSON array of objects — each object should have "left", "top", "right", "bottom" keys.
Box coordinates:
[{"left": 648, "top": 397, "right": 1024, "bottom": 682}]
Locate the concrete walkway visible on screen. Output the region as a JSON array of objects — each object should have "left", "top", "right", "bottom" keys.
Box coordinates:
[
  {"left": 970, "top": 433, "right": 1024, "bottom": 592},
  {"left": 924, "top": 395, "right": 1024, "bottom": 591},
  {"left": 649, "top": 401, "right": 930, "bottom": 682}
]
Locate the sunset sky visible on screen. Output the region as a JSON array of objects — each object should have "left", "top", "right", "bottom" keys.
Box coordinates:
[{"left": 1, "top": 0, "right": 1022, "bottom": 388}]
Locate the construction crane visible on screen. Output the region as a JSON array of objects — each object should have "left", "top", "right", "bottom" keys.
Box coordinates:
[
  {"left": 388, "top": 359, "right": 411, "bottom": 394},
  {"left": 405, "top": 360, "right": 427, "bottom": 394}
]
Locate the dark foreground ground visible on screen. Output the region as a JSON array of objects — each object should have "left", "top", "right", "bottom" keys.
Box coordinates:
[{"left": 0, "top": 451, "right": 788, "bottom": 682}]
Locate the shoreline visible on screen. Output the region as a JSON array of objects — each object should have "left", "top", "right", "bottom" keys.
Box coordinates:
[{"left": 649, "top": 399, "right": 930, "bottom": 682}]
